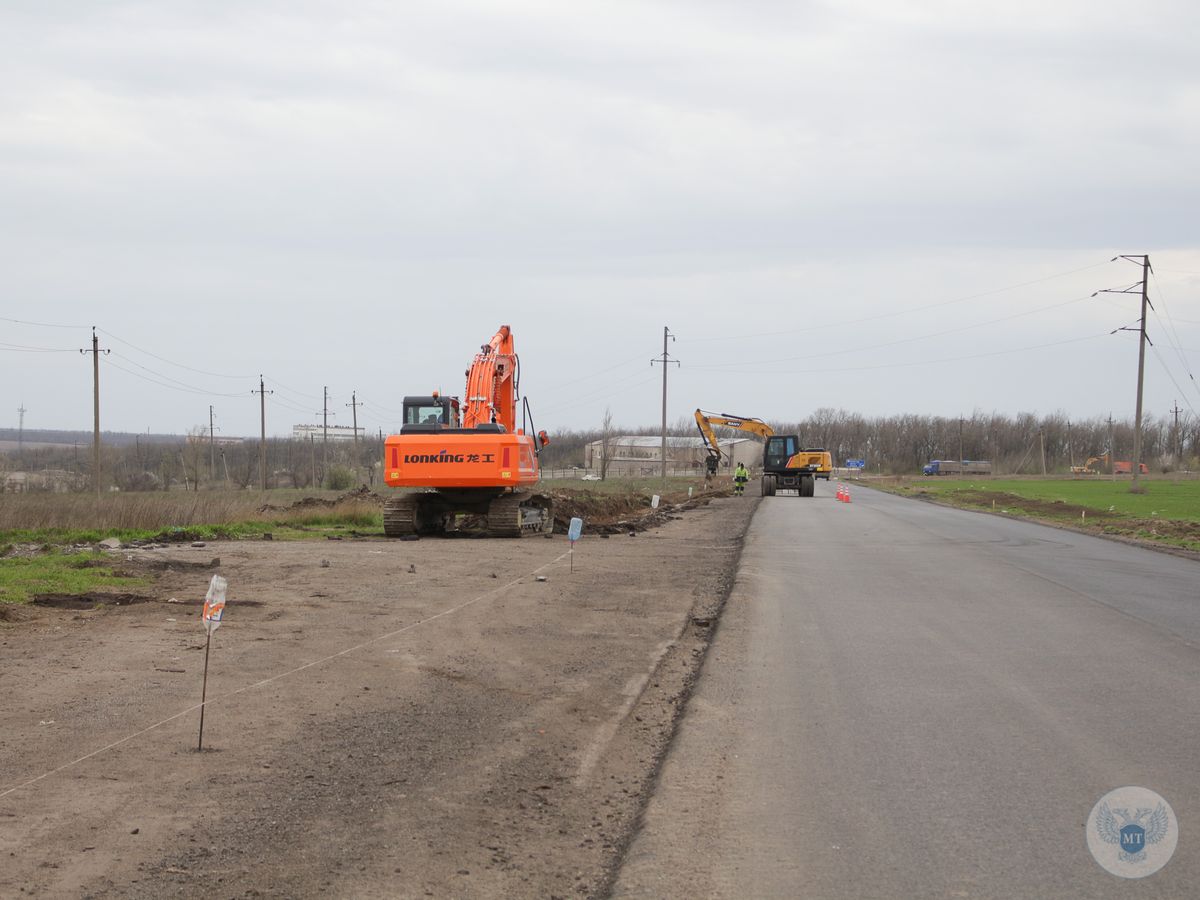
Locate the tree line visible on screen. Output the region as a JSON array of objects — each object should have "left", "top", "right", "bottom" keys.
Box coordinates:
[
  {"left": 2, "top": 408, "right": 1196, "bottom": 490},
  {"left": 540, "top": 409, "right": 1199, "bottom": 475}
]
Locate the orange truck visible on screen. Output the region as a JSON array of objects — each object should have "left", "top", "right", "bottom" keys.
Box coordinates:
[
  {"left": 1113, "top": 461, "right": 1149, "bottom": 475},
  {"left": 382, "top": 325, "right": 552, "bottom": 537}
]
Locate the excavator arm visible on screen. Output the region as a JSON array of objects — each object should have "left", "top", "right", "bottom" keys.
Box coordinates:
[
  {"left": 462, "top": 326, "right": 517, "bottom": 430},
  {"left": 694, "top": 409, "right": 774, "bottom": 472}
]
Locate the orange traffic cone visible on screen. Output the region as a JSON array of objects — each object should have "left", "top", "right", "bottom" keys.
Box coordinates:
[
  {"left": 836, "top": 483, "right": 846, "bottom": 502},
  {"left": 844, "top": 485, "right": 852, "bottom": 503}
]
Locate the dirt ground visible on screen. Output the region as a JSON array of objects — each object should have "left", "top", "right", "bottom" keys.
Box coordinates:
[{"left": 0, "top": 494, "right": 757, "bottom": 899}]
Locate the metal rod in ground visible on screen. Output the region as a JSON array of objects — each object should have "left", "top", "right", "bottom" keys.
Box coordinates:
[{"left": 198, "top": 632, "right": 212, "bottom": 751}]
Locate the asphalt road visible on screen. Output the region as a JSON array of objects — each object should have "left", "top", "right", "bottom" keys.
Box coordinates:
[{"left": 613, "top": 482, "right": 1199, "bottom": 899}]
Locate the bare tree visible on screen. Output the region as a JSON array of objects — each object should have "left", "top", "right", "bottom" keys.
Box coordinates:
[
  {"left": 181, "top": 426, "right": 208, "bottom": 491},
  {"left": 599, "top": 407, "right": 615, "bottom": 481}
]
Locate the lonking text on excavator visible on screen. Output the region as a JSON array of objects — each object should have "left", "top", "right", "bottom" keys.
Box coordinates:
[
  {"left": 382, "top": 326, "right": 552, "bottom": 537},
  {"left": 694, "top": 409, "right": 832, "bottom": 498}
]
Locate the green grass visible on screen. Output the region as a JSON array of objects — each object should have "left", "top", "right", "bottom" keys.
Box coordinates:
[
  {"left": 879, "top": 476, "right": 1200, "bottom": 552},
  {"left": 902, "top": 478, "right": 1200, "bottom": 521},
  {"left": 0, "top": 553, "right": 151, "bottom": 604}
]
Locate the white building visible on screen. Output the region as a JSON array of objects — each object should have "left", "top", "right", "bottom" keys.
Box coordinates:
[
  {"left": 292, "top": 424, "right": 363, "bottom": 442},
  {"left": 584, "top": 435, "right": 760, "bottom": 477}
]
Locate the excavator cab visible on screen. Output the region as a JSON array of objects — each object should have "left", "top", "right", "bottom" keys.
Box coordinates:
[
  {"left": 764, "top": 436, "right": 799, "bottom": 469},
  {"left": 401, "top": 395, "right": 461, "bottom": 432}
]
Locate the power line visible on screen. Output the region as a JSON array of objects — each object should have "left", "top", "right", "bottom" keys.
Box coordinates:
[
  {"left": 103, "top": 355, "right": 248, "bottom": 398},
  {"left": 107, "top": 351, "right": 248, "bottom": 397},
  {"left": 0, "top": 342, "right": 77, "bottom": 353},
  {"left": 264, "top": 377, "right": 322, "bottom": 401},
  {"left": 686, "top": 332, "right": 1109, "bottom": 376},
  {"left": 98, "top": 328, "right": 254, "bottom": 379},
  {"left": 682, "top": 259, "right": 1115, "bottom": 344},
  {"left": 0, "top": 314, "right": 86, "bottom": 329},
  {"left": 691, "top": 294, "right": 1094, "bottom": 371}
]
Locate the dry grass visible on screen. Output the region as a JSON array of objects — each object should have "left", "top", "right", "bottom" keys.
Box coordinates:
[{"left": 0, "top": 490, "right": 381, "bottom": 537}]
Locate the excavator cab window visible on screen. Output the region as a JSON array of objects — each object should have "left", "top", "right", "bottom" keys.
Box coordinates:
[
  {"left": 402, "top": 396, "right": 459, "bottom": 430},
  {"left": 764, "top": 436, "right": 798, "bottom": 468}
]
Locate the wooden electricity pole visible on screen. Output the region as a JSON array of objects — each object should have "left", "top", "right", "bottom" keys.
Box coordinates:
[
  {"left": 650, "top": 326, "right": 678, "bottom": 482},
  {"left": 79, "top": 327, "right": 109, "bottom": 500}
]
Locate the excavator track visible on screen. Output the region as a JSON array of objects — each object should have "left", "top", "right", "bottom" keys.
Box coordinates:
[
  {"left": 382, "top": 494, "right": 420, "bottom": 537},
  {"left": 486, "top": 492, "right": 553, "bottom": 538}
]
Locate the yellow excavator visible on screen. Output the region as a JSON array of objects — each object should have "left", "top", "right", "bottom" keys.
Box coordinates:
[
  {"left": 1070, "top": 452, "right": 1109, "bottom": 475},
  {"left": 694, "top": 409, "right": 832, "bottom": 497}
]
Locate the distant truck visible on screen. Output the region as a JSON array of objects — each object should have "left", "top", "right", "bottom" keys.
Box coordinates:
[
  {"left": 922, "top": 459, "right": 992, "bottom": 476},
  {"left": 1112, "top": 461, "right": 1149, "bottom": 475}
]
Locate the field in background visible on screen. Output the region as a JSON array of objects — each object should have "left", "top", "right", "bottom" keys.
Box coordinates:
[
  {"left": 879, "top": 477, "right": 1200, "bottom": 552},
  {"left": 0, "top": 478, "right": 729, "bottom": 605},
  {"left": 0, "top": 489, "right": 380, "bottom": 546}
]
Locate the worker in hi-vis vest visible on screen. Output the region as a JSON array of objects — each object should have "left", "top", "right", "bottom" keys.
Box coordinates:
[{"left": 733, "top": 462, "right": 749, "bottom": 496}]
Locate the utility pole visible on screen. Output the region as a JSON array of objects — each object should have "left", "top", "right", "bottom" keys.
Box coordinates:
[
  {"left": 1067, "top": 420, "right": 1074, "bottom": 469},
  {"left": 1098, "top": 255, "right": 1152, "bottom": 492},
  {"left": 251, "top": 376, "right": 273, "bottom": 491},
  {"left": 209, "top": 405, "right": 216, "bottom": 486},
  {"left": 650, "top": 326, "right": 678, "bottom": 481},
  {"left": 17, "top": 403, "right": 26, "bottom": 457},
  {"left": 1171, "top": 401, "right": 1182, "bottom": 463},
  {"left": 958, "top": 416, "right": 964, "bottom": 478},
  {"left": 1038, "top": 429, "right": 1047, "bottom": 476},
  {"left": 322, "top": 386, "right": 335, "bottom": 474},
  {"left": 79, "top": 327, "right": 109, "bottom": 500},
  {"left": 346, "top": 392, "right": 362, "bottom": 445},
  {"left": 1108, "top": 414, "right": 1116, "bottom": 483}
]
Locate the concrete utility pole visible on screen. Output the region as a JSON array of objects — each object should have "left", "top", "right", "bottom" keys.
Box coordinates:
[
  {"left": 1098, "top": 255, "right": 1152, "bottom": 492},
  {"left": 1038, "top": 429, "right": 1047, "bottom": 476},
  {"left": 17, "top": 403, "right": 26, "bottom": 456},
  {"left": 1171, "top": 401, "right": 1182, "bottom": 462},
  {"left": 650, "top": 326, "right": 679, "bottom": 481},
  {"left": 958, "top": 417, "right": 964, "bottom": 478},
  {"left": 252, "top": 376, "right": 273, "bottom": 491},
  {"left": 209, "top": 405, "right": 216, "bottom": 485},
  {"left": 322, "top": 386, "right": 335, "bottom": 474},
  {"left": 1067, "top": 420, "right": 1074, "bottom": 469},
  {"left": 1108, "top": 414, "right": 1116, "bottom": 483},
  {"left": 79, "top": 327, "right": 109, "bottom": 499}
]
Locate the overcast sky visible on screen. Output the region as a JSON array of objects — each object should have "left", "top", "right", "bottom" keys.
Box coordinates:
[{"left": 3, "top": 0, "right": 1199, "bottom": 440}]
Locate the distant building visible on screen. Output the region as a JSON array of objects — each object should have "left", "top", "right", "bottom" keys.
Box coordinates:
[
  {"left": 584, "top": 435, "right": 759, "bottom": 477},
  {"left": 2, "top": 469, "right": 79, "bottom": 493},
  {"left": 292, "top": 424, "right": 362, "bottom": 442}
]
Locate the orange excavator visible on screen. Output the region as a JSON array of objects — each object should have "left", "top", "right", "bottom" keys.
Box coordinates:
[{"left": 382, "top": 325, "right": 552, "bottom": 537}]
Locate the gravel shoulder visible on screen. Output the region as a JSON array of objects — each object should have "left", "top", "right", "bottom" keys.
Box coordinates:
[{"left": 0, "top": 495, "right": 757, "bottom": 898}]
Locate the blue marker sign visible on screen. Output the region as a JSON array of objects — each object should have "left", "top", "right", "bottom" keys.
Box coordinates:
[{"left": 568, "top": 517, "right": 583, "bottom": 573}]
